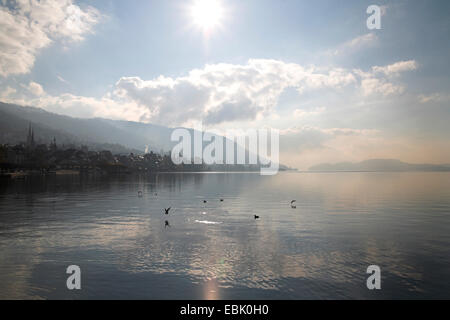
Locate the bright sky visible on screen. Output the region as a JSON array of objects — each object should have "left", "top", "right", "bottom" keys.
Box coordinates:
[{"left": 1, "top": 0, "right": 449, "bottom": 169}]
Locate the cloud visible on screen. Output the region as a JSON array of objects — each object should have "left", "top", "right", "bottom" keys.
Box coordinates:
[
  {"left": 0, "top": 86, "right": 16, "bottom": 99},
  {"left": 281, "top": 125, "right": 378, "bottom": 139},
  {"left": 0, "top": 81, "right": 145, "bottom": 120},
  {"left": 332, "top": 33, "right": 378, "bottom": 56},
  {"left": 372, "top": 60, "right": 417, "bottom": 76},
  {"left": 28, "top": 93, "right": 145, "bottom": 120},
  {"left": 293, "top": 107, "right": 326, "bottom": 118},
  {"left": 57, "top": 75, "right": 70, "bottom": 85},
  {"left": 27, "top": 81, "right": 44, "bottom": 96},
  {"left": 361, "top": 78, "right": 404, "bottom": 96},
  {"left": 279, "top": 125, "right": 380, "bottom": 155},
  {"left": 345, "top": 33, "right": 378, "bottom": 49},
  {"left": 353, "top": 60, "right": 417, "bottom": 96},
  {"left": 0, "top": 0, "right": 102, "bottom": 77},
  {"left": 278, "top": 126, "right": 385, "bottom": 169},
  {"left": 2, "top": 59, "right": 414, "bottom": 127},
  {"left": 113, "top": 59, "right": 358, "bottom": 126},
  {"left": 418, "top": 93, "right": 450, "bottom": 104},
  {"left": 204, "top": 97, "right": 261, "bottom": 125}
]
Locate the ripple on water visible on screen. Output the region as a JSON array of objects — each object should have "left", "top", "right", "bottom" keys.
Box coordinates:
[{"left": 195, "top": 220, "right": 223, "bottom": 225}]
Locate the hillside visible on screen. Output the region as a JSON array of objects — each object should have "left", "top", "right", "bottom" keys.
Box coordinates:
[
  {"left": 0, "top": 102, "right": 288, "bottom": 170},
  {"left": 0, "top": 102, "right": 173, "bottom": 153}
]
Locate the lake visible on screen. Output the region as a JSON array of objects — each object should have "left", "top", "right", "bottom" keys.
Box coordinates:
[{"left": 0, "top": 172, "right": 449, "bottom": 299}]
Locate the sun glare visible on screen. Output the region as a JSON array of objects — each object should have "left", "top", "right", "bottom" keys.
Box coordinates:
[{"left": 190, "top": 0, "right": 224, "bottom": 32}]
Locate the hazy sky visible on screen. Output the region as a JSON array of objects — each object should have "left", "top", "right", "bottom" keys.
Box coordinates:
[{"left": 1, "top": 0, "right": 449, "bottom": 169}]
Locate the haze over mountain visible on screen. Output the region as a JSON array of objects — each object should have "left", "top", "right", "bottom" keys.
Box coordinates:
[
  {"left": 0, "top": 102, "right": 289, "bottom": 171},
  {"left": 6, "top": 102, "right": 448, "bottom": 172},
  {"left": 0, "top": 102, "right": 175, "bottom": 154},
  {"left": 309, "top": 159, "right": 450, "bottom": 172}
]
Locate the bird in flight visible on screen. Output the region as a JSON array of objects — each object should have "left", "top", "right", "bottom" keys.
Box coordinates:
[
  {"left": 164, "top": 207, "right": 171, "bottom": 215},
  {"left": 254, "top": 215, "right": 260, "bottom": 219}
]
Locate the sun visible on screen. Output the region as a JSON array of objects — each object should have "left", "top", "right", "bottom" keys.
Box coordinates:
[{"left": 190, "top": 0, "right": 224, "bottom": 32}]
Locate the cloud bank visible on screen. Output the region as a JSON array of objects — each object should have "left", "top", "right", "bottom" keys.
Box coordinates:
[
  {"left": 110, "top": 59, "right": 413, "bottom": 127},
  {"left": 2, "top": 58, "right": 417, "bottom": 128},
  {"left": 0, "top": 0, "right": 102, "bottom": 77}
]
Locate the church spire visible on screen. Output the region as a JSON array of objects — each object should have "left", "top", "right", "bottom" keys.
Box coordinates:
[{"left": 26, "top": 123, "right": 35, "bottom": 149}]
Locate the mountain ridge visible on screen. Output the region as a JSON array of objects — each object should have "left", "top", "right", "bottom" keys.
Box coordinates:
[
  {"left": 0, "top": 102, "right": 291, "bottom": 170},
  {"left": 0, "top": 101, "right": 173, "bottom": 153},
  {"left": 309, "top": 159, "right": 450, "bottom": 172}
]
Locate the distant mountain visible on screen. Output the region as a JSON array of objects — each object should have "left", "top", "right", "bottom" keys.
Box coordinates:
[
  {"left": 0, "top": 102, "right": 172, "bottom": 153},
  {"left": 309, "top": 159, "right": 450, "bottom": 172},
  {"left": 0, "top": 102, "right": 254, "bottom": 156},
  {"left": 0, "top": 102, "right": 286, "bottom": 170}
]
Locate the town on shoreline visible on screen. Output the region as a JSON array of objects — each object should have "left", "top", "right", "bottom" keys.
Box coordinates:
[{"left": 0, "top": 126, "right": 262, "bottom": 177}]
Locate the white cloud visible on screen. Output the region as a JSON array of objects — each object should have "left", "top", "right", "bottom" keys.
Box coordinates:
[
  {"left": 372, "top": 60, "right": 417, "bottom": 76},
  {"left": 0, "top": 86, "right": 17, "bottom": 100},
  {"left": 361, "top": 78, "right": 405, "bottom": 96},
  {"left": 25, "top": 92, "right": 145, "bottom": 121},
  {"left": 418, "top": 93, "right": 450, "bottom": 104},
  {"left": 0, "top": 81, "right": 144, "bottom": 120},
  {"left": 57, "top": 75, "right": 70, "bottom": 85},
  {"left": 27, "top": 81, "right": 44, "bottom": 96},
  {"left": 281, "top": 125, "right": 378, "bottom": 139},
  {"left": 0, "top": 0, "right": 102, "bottom": 77},
  {"left": 2, "top": 59, "right": 414, "bottom": 127},
  {"left": 293, "top": 107, "right": 326, "bottom": 118},
  {"left": 332, "top": 33, "right": 378, "bottom": 56},
  {"left": 346, "top": 33, "right": 378, "bottom": 49},
  {"left": 353, "top": 60, "right": 418, "bottom": 96},
  {"left": 113, "top": 59, "right": 357, "bottom": 126}
]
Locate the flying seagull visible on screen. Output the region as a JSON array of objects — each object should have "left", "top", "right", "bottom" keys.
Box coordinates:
[{"left": 164, "top": 207, "right": 171, "bottom": 215}]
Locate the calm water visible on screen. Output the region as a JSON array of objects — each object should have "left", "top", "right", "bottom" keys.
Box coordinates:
[{"left": 0, "top": 172, "right": 449, "bottom": 299}]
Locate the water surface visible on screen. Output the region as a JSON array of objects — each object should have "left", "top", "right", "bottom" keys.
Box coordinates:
[{"left": 0, "top": 172, "right": 449, "bottom": 299}]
